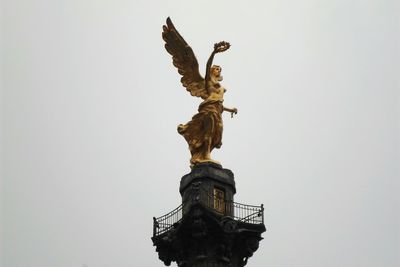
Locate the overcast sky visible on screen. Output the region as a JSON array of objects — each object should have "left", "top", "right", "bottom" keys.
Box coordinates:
[{"left": 1, "top": 0, "right": 399, "bottom": 267}]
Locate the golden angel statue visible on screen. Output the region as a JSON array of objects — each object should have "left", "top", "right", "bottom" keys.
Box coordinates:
[{"left": 162, "top": 17, "right": 238, "bottom": 166}]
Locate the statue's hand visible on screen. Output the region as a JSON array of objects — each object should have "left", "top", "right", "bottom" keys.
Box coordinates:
[
  {"left": 214, "top": 41, "right": 230, "bottom": 53},
  {"left": 230, "top": 108, "right": 238, "bottom": 118}
]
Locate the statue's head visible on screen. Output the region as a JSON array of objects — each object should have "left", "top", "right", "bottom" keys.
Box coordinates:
[{"left": 211, "top": 65, "right": 223, "bottom": 81}]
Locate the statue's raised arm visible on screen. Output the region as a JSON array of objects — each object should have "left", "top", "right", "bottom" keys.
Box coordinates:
[
  {"left": 162, "top": 18, "right": 237, "bottom": 167},
  {"left": 204, "top": 41, "right": 230, "bottom": 94}
]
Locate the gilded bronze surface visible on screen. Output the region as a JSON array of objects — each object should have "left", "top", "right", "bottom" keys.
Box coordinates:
[{"left": 162, "top": 17, "right": 237, "bottom": 166}]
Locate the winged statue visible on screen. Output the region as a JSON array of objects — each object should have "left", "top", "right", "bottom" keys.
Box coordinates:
[{"left": 162, "top": 17, "right": 237, "bottom": 166}]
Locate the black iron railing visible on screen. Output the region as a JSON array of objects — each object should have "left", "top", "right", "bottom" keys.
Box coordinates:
[
  {"left": 153, "top": 204, "right": 183, "bottom": 237},
  {"left": 153, "top": 189, "right": 264, "bottom": 237},
  {"left": 232, "top": 202, "right": 264, "bottom": 224},
  {"left": 195, "top": 188, "right": 264, "bottom": 225}
]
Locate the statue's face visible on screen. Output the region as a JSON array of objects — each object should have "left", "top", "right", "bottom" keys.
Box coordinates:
[{"left": 212, "top": 66, "right": 221, "bottom": 77}]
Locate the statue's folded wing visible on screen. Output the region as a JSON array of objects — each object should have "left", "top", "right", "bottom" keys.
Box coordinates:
[{"left": 162, "top": 17, "right": 208, "bottom": 99}]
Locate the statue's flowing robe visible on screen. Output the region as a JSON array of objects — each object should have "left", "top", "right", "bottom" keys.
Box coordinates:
[{"left": 178, "top": 99, "right": 223, "bottom": 164}]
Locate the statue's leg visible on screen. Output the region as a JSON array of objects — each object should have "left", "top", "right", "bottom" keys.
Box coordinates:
[
  {"left": 204, "top": 137, "right": 212, "bottom": 160},
  {"left": 190, "top": 150, "right": 201, "bottom": 165}
]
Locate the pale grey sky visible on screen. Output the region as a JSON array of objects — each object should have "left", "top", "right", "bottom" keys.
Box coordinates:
[{"left": 1, "top": 0, "right": 399, "bottom": 267}]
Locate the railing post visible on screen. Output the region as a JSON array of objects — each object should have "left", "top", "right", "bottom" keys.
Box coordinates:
[
  {"left": 261, "top": 204, "right": 264, "bottom": 224},
  {"left": 153, "top": 217, "right": 157, "bottom": 237}
]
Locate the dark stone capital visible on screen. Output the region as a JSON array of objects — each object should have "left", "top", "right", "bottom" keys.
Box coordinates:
[{"left": 180, "top": 162, "right": 236, "bottom": 195}]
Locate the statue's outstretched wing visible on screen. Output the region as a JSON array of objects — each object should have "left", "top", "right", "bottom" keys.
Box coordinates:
[{"left": 162, "top": 17, "right": 208, "bottom": 99}]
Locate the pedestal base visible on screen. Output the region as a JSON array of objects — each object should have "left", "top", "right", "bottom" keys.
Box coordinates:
[{"left": 152, "top": 204, "right": 264, "bottom": 267}]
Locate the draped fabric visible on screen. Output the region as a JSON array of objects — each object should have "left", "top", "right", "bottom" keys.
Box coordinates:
[{"left": 178, "top": 99, "right": 224, "bottom": 165}]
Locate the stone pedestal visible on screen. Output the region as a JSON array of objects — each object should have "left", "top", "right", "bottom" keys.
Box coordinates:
[{"left": 180, "top": 163, "right": 235, "bottom": 217}]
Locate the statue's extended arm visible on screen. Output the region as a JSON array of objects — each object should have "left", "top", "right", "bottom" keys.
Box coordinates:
[{"left": 224, "top": 106, "right": 238, "bottom": 118}]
